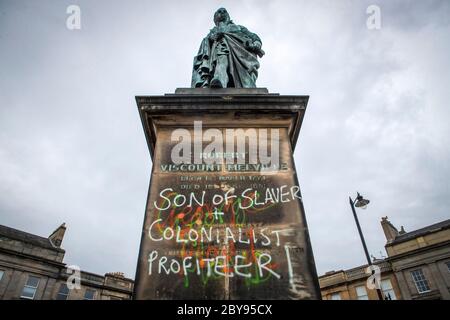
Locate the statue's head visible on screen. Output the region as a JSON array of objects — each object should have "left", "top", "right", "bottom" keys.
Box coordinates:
[{"left": 214, "top": 7, "right": 231, "bottom": 26}]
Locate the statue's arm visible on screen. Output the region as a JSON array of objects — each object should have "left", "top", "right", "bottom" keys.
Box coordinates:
[
  {"left": 239, "top": 26, "right": 262, "bottom": 45},
  {"left": 239, "top": 26, "right": 265, "bottom": 57}
]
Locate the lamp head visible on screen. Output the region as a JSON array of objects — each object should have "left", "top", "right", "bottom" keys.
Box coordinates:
[{"left": 355, "top": 192, "right": 370, "bottom": 209}]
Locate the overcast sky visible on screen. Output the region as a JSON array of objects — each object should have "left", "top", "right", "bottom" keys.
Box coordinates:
[{"left": 1, "top": 0, "right": 449, "bottom": 278}]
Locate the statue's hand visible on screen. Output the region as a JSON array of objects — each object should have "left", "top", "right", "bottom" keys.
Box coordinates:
[{"left": 246, "top": 42, "right": 265, "bottom": 57}]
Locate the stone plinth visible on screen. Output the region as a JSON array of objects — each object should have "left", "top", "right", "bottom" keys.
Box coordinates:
[{"left": 133, "top": 89, "right": 320, "bottom": 300}]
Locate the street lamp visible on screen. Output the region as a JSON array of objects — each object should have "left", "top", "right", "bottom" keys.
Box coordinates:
[{"left": 349, "top": 192, "right": 384, "bottom": 300}]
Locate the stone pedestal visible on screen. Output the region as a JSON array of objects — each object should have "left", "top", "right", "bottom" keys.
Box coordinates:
[{"left": 133, "top": 89, "right": 320, "bottom": 300}]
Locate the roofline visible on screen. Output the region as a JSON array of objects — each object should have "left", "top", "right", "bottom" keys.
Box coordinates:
[
  {"left": 386, "top": 219, "right": 450, "bottom": 246},
  {"left": 319, "top": 260, "right": 390, "bottom": 278},
  {"left": 77, "top": 269, "right": 134, "bottom": 283},
  {"left": 0, "top": 224, "right": 65, "bottom": 252}
]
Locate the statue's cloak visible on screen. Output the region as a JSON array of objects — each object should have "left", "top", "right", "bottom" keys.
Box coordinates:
[{"left": 191, "top": 25, "right": 261, "bottom": 88}]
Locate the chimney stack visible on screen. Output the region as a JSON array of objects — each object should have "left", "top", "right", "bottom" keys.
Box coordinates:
[
  {"left": 49, "top": 223, "right": 66, "bottom": 248},
  {"left": 381, "top": 217, "right": 399, "bottom": 243}
]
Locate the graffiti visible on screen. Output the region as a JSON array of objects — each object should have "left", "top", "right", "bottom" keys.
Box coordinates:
[
  {"left": 153, "top": 188, "right": 277, "bottom": 228},
  {"left": 144, "top": 182, "right": 305, "bottom": 289},
  {"left": 147, "top": 240, "right": 284, "bottom": 288},
  {"left": 148, "top": 249, "right": 280, "bottom": 279},
  {"left": 154, "top": 185, "right": 302, "bottom": 211},
  {"left": 149, "top": 219, "right": 285, "bottom": 246}
]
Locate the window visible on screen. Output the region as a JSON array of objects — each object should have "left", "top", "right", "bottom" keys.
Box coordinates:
[
  {"left": 355, "top": 285, "right": 368, "bottom": 300},
  {"left": 56, "top": 283, "right": 70, "bottom": 300},
  {"left": 330, "top": 292, "right": 341, "bottom": 300},
  {"left": 381, "top": 279, "right": 397, "bottom": 300},
  {"left": 0, "top": 270, "right": 4, "bottom": 282},
  {"left": 411, "top": 269, "right": 431, "bottom": 294},
  {"left": 21, "top": 275, "right": 40, "bottom": 299},
  {"left": 84, "top": 289, "right": 96, "bottom": 300}
]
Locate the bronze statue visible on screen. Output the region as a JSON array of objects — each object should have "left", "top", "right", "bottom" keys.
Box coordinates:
[{"left": 191, "top": 8, "right": 265, "bottom": 88}]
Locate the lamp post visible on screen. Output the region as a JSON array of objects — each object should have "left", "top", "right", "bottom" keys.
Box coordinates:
[{"left": 349, "top": 192, "right": 384, "bottom": 300}]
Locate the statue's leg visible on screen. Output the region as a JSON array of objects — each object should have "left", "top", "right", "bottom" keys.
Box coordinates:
[{"left": 211, "top": 55, "right": 229, "bottom": 88}]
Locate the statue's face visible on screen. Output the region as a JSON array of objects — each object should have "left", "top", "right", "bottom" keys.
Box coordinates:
[{"left": 214, "top": 8, "right": 230, "bottom": 25}]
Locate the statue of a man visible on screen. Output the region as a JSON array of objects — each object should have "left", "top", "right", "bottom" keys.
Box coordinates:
[{"left": 191, "top": 8, "right": 265, "bottom": 88}]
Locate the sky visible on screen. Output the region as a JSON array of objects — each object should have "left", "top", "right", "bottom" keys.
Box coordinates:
[{"left": 0, "top": 0, "right": 449, "bottom": 278}]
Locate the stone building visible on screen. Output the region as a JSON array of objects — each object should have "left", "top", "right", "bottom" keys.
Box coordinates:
[
  {"left": 0, "top": 223, "right": 133, "bottom": 300},
  {"left": 319, "top": 260, "right": 401, "bottom": 300},
  {"left": 382, "top": 217, "right": 450, "bottom": 300},
  {"left": 319, "top": 217, "right": 450, "bottom": 300}
]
